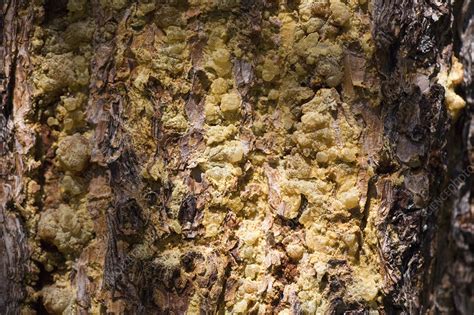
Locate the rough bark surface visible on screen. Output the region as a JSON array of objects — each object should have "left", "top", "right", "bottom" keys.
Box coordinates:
[
  {"left": 0, "top": 1, "right": 35, "bottom": 314},
  {"left": 0, "top": 0, "right": 472, "bottom": 314}
]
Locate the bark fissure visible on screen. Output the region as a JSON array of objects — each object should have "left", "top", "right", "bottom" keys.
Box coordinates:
[{"left": 1, "top": 0, "right": 473, "bottom": 314}]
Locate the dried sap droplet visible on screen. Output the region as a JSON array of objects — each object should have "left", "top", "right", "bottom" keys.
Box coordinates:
[{"left": 56, "top": 133, "right": 90, "bottom": 172}]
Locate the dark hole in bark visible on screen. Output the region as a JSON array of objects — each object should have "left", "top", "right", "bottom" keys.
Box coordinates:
[
  {"left": 33, "top": 259, "right": 55, "bottom": 290},
  {"left": 44, "top": 0, "right": 68, "bottom": 21},
  {"left": 180, "top": 255, "right": 194, "bottom": 272},
  {"left": 328, "top": 259, "right": 347, "bottom": 267},
  {"left": 195, "top": 69, "right": 211, "bottom": 91},
  {"left": 178, "top": 195, "right": 197, "bottom": 224},
  {"left": 329, "top": 275, "right": 343, "bottom": 292},
  {"left": 145, "top": 191, "right": 158, "bottom": 205},
  {"left": 319, "top": 273, "right": 328, "bottom": 292},
  {"left": 38, "top": 240, "right": 67, "bottom": 263},
  {"left": 190, "top": 165, "right": 203, "bottom": 183},
  {"left": 31, "top": 296, "right": 50, "bottom": 315},
  {"left": 286, "top": 0, "right": 300, "bottom": 11}
]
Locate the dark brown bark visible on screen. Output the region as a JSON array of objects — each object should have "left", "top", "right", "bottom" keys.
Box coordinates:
[
  {"left": 370, "top": 0, "right": 473, "bottom": 313},
  {"left": 0, "top": 0, "right": 473, "bottom": 314},
  {"left": 372, "top": 0, "right": 450, "bottom": 312},
  {"left": 0, "top": 1, "right": 34, "bottom": 314}
]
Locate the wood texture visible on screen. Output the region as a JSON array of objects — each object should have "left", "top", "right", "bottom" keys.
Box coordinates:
[{"left": 0, "top": 0, "right": 472, "bottom": 314}]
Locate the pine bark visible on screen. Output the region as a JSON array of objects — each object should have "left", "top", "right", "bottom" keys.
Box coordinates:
[{"left": 0, "top": 0, "right": 473, "bottom": 314}]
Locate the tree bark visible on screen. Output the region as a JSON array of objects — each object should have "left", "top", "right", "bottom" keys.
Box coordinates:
[
  {"left": 0, "top": 0, "right": 472, "bottom": 314},
  {"left": 1, "top": 0, "right": 35, "bottom": 314}
]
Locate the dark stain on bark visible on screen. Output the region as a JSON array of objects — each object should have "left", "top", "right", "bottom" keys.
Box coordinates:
[{"left": 178, "top": 195, "right": 197, "bottom": 225}]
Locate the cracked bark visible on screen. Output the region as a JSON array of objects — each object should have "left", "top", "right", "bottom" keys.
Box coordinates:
[
  {"left": 0, "top": 0, "right": 473, "bottom": 314},
  {"left": 0, "top": 0, "right": 34, "bottom": 314}
]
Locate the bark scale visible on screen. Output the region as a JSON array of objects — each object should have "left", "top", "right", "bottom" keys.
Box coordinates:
[{"left": 0, "top": 0, "right": 472, "bottom": 314}]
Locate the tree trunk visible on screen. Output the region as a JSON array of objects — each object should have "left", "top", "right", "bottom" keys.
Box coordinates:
[{"left": 0, "top": 0, "right": 472, "bottom": 314}]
